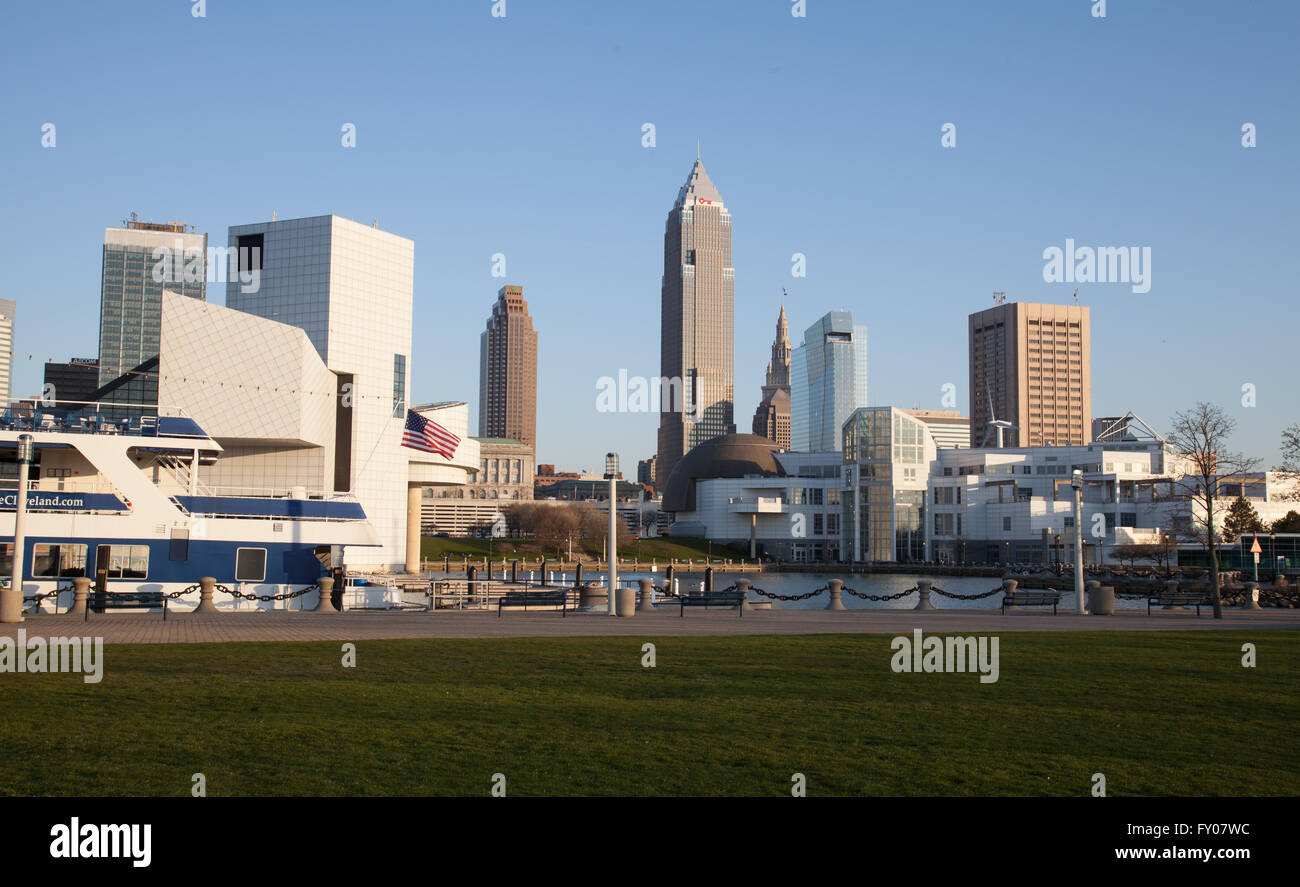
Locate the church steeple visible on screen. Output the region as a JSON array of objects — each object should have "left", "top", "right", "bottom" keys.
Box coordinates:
[{"left": 764, "top": 300, "right": 792, "bottom": 394}]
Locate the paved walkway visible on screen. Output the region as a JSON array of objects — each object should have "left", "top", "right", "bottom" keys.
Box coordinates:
[{"left": 4, "top": 606, "right": 1298, "bottom": 645}]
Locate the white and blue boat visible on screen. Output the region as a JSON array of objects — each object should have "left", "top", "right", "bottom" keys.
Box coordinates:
[{"left": 2, "top": 407, "right": 378, "bottom": 612}]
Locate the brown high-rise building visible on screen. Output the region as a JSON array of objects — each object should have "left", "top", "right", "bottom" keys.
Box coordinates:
[
  {"left": 752, "top": 304, "right": 792, "bottom": 450},
  {"left": 479, "top": 285, "right": 538, "bottom": 449},
  {"left": 968, "top": 301, "right": 1091, "bottom": 448},
  {"left": 656, "top": 156, "right": 735, "bottom": 487}
]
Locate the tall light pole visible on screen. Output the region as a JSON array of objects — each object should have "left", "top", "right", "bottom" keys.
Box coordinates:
[
  {"left": 1072, "top": 469, "right": 1086, "bottom": 615},
  {"left": 1, "top": 434, "right": 34, "bottom": 623},
  {"left": 605, "top": 452, "right": 619, "bottom": 616}
]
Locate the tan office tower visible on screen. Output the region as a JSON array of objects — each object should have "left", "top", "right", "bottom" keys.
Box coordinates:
[
  {"left": 752, "top": 304, "right": 792, "bottom": 450},
  {"left": 656, "top": 156, "right": 735, "bottom": 486},
  {"left": 968, "top": 302, "right": 1091, "bottom": 448},
  {"left": 479, "top": 285, "right": 538, "bottom": 449}
]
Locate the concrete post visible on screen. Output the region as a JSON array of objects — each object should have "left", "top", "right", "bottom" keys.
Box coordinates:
[
  {"left": 1242, "top": 581, "right": 1262, "bottom": 610},
  {"left": 1163, "top": 577, "right": 1182, "bottom": 609},
  {"left": 914, "top": 579, "right": 936, "bottom": 611},
  {"left": 735, "top": 578, "right": 754, "bottom": 613},
  {"left": 195, "top": 576, "right": 220, "bottom": 614},
  {"left": 68, "top": 577, "right": 90, "bottom": 617},
  {"left": 312, "top": 576, "right": 338, "bottom": 613},
  {"left": 405, "top": 484, "right": 421, "bottom": 574},
  {"left": 1002, "top": 578, "right": 1020, "bottom": 610},
  {"left": 705, "top": 567, "right": 714, "bottom": 593},
  {"left": 825, "top": 578, "right": 846, "bottom": 611},
  {"left": 615, "top": 586, "right": 635, "bottom": 617},
  {"left": 1086, "top": 581, "right": 1115, "bottom": 616},
  {"left": 637, "top": 578, "right": 656, "bottom": 613}
]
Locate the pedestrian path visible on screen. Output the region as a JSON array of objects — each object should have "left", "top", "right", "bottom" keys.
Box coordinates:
[{"left": 4, "top": 606, "right": 1297, "bottom": 645}]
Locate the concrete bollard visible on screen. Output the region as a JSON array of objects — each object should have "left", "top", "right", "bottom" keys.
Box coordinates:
[
  {"left": 1086, "top": 581, "right": 1115, "bottom": 616},
  {"left": 637, "top": 578, "right": 656, "bottom": 613},
  {"left": 579, "top": 585, "right": 607, "bottom": 611},
  {"left": 914, "top": 579, "right": 936, "bottom": 611},
  {"left": 312, "top": 576, "right": 338, "bottom": 613},
  {"left": 735, "top": 578, "right": 754, "bottom": 613},
  {"left": 1002, "top": 578, "right": 1020, "bottom": 610},
  {"left": 825, "top": 578, "right": 846, "bottom": 611},
  {"left": 616, "top": 585, "right": 636, "bottom": 617},
  {"left": 1163, "top": 578, "right": 1182, "bottom": 609},
  {"left": 68, "top": 577, "right": 90, "bottom": 616},
  {"left": 194, "top": 576, "right": 220, "bottom": 614},
  {"left": 1242, "top": 581, "right": 1262, "bottom": 610}
]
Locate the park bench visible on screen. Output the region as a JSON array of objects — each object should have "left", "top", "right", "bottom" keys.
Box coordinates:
[
  {"left": 85, "top": 590, "right": 168, "bottom": 621},
  {"left": 497, "top": 590, "right": 568, "bottom": 617},
  {"left": 1147, "top": 589, "right": 1215, "bottom": 616},
  {"left": 1001, "top": 590, "right": 1061, "bottom": 614},
  {"left": 680, "top": 590, "right": 745, "bottom": 617}
]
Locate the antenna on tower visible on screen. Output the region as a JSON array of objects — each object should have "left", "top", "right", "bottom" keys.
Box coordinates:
[{"left": 993, "top": 291, "right": 1006, "bottom": 306}]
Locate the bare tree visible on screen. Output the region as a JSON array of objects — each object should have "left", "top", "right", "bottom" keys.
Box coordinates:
[
  {"left": 1280, "top": 424, "right": 1300, "bottom": 500},
  {"left": 1165, "top": 402, "right": 1261, "bottom": 618}
]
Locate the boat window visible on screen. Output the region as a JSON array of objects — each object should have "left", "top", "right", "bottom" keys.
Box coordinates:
[
  {"left": 96, "top": 544, "right": 149, "bottom": 579},
  {"left": 236, "top": 548, "right": 267, "bottom": 583},
  {"left": 32, "top": 544, "right": 88, "bottom": 578}
]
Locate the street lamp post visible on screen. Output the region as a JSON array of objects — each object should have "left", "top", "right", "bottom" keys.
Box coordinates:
[
  {"left": 1072, "top": 469, "right": 1087, "bottom": 615},
  {"left": 605, "top": 453, "right": 619, "bottom": 616},
  {"left": 1, "top": 434, "right": 34, "bottom": 623}
]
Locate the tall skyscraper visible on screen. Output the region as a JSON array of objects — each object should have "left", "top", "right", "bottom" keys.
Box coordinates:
[
  {"left": 790, "top": 310, "right": 868, "bottom": 452},
  {"left": 0, "top": 299, "right": 14, "bottom": 406},
  {"left": 968, "top": 301, "right": 1091, "bottom": 448},
  {"left": 656, "top": 156, "right": 735, "bottom": 487},
  {"left": 478, "top": 285, "right": 538, "bottom": 449},
  {"left": 225, "top": 214, "right": 415, "bottom": 569},
  {"left": 98, "top": 219, "right": 206, "bottom": 412},
  {"left": 752, "top": 304, "right": 792, "bottom": 450}
]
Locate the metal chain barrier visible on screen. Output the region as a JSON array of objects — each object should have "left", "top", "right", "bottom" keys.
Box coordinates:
[
  {"left": 165, "top": 583, "right": 320, "bottom": 602},
  {"left": 748, "top": 585, "right": 826, "bottom": 602},
  {"left": 930, "top": 586, "right": 1004, "bottom": 601},
  {"left": 23, "top": 587, "right": 73, "bottom": 609},
  {"left": 841, "top": 586, "right": 917, "bottom": 602}
]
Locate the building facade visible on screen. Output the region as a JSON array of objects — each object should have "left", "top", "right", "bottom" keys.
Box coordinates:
[
  {"left": 224, "top": 214, "right": 417, "bottom": 570},
  {"left": 661, "top": 434, "right": 842, "bottom": 562},
  {"left": 901, "top": 409, "right": 971, "bottom": 449},
  {"left": 790, "top": 310, "right": 868, "bottom": 453},
  {"left": 0, "top": 299, "right": 14, "bottom": 406},
  {"left": 968, "top": 302, "right": 1091, "bottom": 448},
  {"left": 479, "top": 285, "right": 538, "bottom": 449},
  {"left": 656, "top": 156, "right": 735, "bottom": 487},
  {"left": 469, "top": 437, "right": 534, "bottom": 502},
  {"left": 752, "top": 304, "right": 792, "bottom": 450},
  {"left": 841, "top": 407, "right": 934, "bottom": 562},
  {"left": 99, "top": 220, "right": 207, "bottom": 413},
  {"left": 42, "top": 358, "right": 99, "bottom": 409}
]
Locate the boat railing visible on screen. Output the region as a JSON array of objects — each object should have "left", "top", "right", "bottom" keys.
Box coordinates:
[
  {"left": 0, "top": 399, "right": 193, "bottom": 437},
  {"left": 197, "top": 485, "right": 361, "bottom": 502}
]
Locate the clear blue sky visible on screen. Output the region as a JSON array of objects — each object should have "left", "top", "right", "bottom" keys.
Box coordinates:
[{"left": 3, "top": 0, "right": 1297, "bottom": 471}]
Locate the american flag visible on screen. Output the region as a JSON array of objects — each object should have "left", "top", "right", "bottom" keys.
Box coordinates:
[{"left": 402, "top": 409, "right": 460, "bottom": 458}]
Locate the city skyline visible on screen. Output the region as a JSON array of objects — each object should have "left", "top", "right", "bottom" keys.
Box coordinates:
[{"left": 3, "top": 2, "right": 1297, "bottom": 472}]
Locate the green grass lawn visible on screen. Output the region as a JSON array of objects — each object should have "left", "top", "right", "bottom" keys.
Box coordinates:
[
  {"left": 420, "top": 534, "right": 742, "bottom": 563},
  {"left": 2, "top": 631, "right": 1296, "bottom": 796}
]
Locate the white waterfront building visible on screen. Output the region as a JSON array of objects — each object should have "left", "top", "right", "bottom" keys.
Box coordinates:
[{"left": 842, "top": 405, "right": 1297, "bottom": 565}]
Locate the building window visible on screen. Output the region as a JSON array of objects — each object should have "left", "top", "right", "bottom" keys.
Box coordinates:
[
  {"left": 97, "top": 544, "right": 149, "bottom": 579},
  {"left": 392, "top": 354, "right": 407, "bottom": 417},
  {"left": 236, "top": 548, "right": 267, "bottom": 582},
  {"left": 32, "top": 544, "right": 88, "bottom": 578}
]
